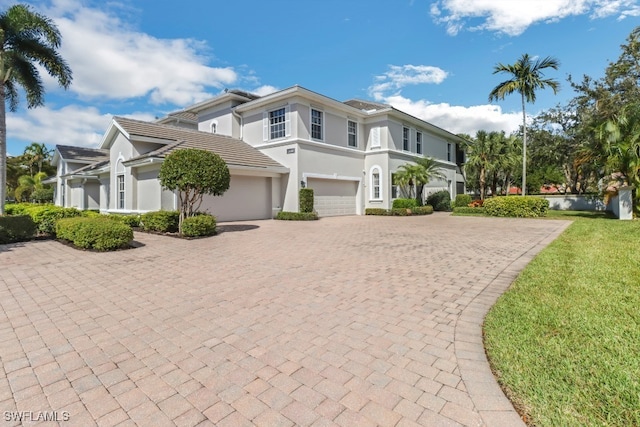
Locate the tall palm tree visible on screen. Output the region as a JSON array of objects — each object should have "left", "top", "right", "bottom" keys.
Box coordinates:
[
  {"left": 488, "top": 54, "right": 560, "bottom": 196},
  {"left": 23, "top": 142, "right": 52, "bottom": 175},
  {"left": 0, "top": 4, "right": 72, "bottom": 215}
]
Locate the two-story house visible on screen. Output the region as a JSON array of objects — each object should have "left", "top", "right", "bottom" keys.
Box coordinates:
[{"left": 50, "top": 85, "right": 466, "bottom": 221}]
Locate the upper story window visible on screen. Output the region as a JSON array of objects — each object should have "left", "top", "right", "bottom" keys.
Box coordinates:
[
  {"left": 447, "top": 143, "right": 452, "bottom": 162},
  {"left": 348, "top": 120, "right": 357, "bottom": 147},
  {"left": 416, "top": 132, "right": 423, "bottom": 155},
  {"left": 116, "top": 159, "right": 125, "bottom": 210},
  {"left": 270, "top": 108, "right": 286, "bottom": 139},
  {"left": 403, "top": 127, "right": 410, "bottom": 151},
  {"left": 311, "top": 109, "right": 323, "bottom": 140}
]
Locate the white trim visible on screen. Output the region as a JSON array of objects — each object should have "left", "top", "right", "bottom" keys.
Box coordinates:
[
  {"left": 302, "top": 172, "right": 361, "bottom": 182},
  {"left": 369, "top": 165, "right": 382, "bottom": 201},
  {"left": 256, "top": 138, "right": 365, "bottom": 157}
]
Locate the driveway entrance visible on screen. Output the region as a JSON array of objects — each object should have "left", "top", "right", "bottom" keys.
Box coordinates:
[{"left": 0, "top": 214, "right": 569, "bottom": 426}]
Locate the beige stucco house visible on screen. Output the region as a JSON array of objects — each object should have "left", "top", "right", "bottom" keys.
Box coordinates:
[{"left": 50, "top": 85, "right": 466, "bottom": 220}]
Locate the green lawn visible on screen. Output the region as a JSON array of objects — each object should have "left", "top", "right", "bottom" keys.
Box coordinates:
[{"left": 484, "top": 215, "right": 640, "bottom": 426}]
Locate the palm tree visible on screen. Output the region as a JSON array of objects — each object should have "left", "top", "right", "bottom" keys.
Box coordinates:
[
  {"left": 464, "top": 130, "right": 494, "bottom": 200},
  {"left": 15, "top": 171, "right": 46, "bottom": 201},
  {"left": 0, "top": 4, "right": 72, "bottom": 215},
  {"left": 488, "top": 54, "right": 560, "bottom": 196},
  {"left": 23, "top": 142, "right": 52, "bottom": 175},
  {"left": 396, "top": 157, "right": 446, "bottom": 205}
]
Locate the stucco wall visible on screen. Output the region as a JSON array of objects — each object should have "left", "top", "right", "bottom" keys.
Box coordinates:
[{"left": 538, "top": 194, "right": 607, "bottom": 211}]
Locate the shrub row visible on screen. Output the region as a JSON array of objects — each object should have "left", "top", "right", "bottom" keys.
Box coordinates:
[
  {"left": 0, "top": 215, "right": 37, "bottom": 244},
  {"left": 426, "top": 190, "right": 452, "bottom": 211},
  {"left": 275, "top": 211, "right": 319, "bottom": 221},
  {"left": 483, "top": 196, "right": 549, "bottom": 218},
  {"left": 56, "top": 217, "right": 133, "bottom": 251},
  {"left": 108, "top": 213, "right": 141, "bottom": 228},
  {"left": 5, "top": 203, "right": 82, "bottom": 235},
  {"left": 182, "top": 214, "right": 216, "bottom": 237},
  {"left": 365, "top": 205, "right": 434, "bottom": 216},
  {"left": 140, "top": 210, "right": 179, "bottom": 232}
]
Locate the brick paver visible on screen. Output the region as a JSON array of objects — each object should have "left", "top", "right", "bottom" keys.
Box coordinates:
[{"left": 0, "top": 214, "right": 570, "bottom": 426}]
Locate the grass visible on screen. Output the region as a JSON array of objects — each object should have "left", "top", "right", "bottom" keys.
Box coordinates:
[{"left": 484, "top": 214, "right": 640, "bottom": 426}]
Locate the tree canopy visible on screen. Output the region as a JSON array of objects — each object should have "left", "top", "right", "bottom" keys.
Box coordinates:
[{"left": 158, "top": 149, "right": 230, "bottom": 233}]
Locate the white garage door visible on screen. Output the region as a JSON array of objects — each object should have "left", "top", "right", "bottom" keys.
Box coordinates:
[
  {"left": 307, "top": 178, "right": 358, "bottom": 217},
  {"left": 200, "top": 175, "right": 271, "bottom": 222}
]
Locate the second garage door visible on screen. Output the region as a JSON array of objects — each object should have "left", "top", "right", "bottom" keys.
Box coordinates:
[
  {"left": 200, "top": 175, "right": 272, "bottom": 222},
  {"left": 307, "top": 178, "right": 358, "bottom": 217}
]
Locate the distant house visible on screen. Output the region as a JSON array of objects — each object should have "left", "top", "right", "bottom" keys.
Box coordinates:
[{"left": 50, "top": 85, "right": 466, "bottom": 221}]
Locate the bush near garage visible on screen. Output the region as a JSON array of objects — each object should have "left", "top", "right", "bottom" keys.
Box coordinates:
[
  {"left": 483, "top": 196, "right": 549, "bottom": 218},
  {"left": 299, "top": 188, "right": 315, "bottom": 213},
  {"left": 0, "top": 215, "right": 37, "bottom": 244},
  {"left": 275, "top": 211, "right": 319, "bottom": 221},
  {"left": 181, "top": 214, "right": 217, "bottom": 237},
  {"left": 426, "top": 190, "right": 452, "bottom": 211},
  {"left": 56, "top": 217, "right": 133, "bottom": 251},
  {"left": 392, "top": 198, "right": 418, "bottom": 209},
  {"left": 411, "top": 205, "right": 434, "bottom": 215},
  {"left": 140, "top": 210, "right": 180, "bottom": 233}
]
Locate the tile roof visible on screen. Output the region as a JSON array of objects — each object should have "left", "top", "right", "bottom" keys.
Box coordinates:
[
  {"left": 167, "top": 111, "right": 198, "bottom": 122},
  {"left": 115, "top": 117, "right": 285, "bottom": 170},
  {"left": 56, "top": 145, "right": 109, "bottom": 162}
]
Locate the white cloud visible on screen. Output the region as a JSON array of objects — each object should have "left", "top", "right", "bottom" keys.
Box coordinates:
[
  {"left": 382, "top": 94, "right": 522, "bottom": 136},
  {"left": 252, "top": 85, "right": 280, "bottom": 97},
  {"left": 370, "top": 64, "right": 448, "bottom": 100},
  {"left": 6, "top": 105, "right": 153, "bottom": 148},
  {"left": 42, "top": 0, "right": 237, "bottom": 105},
  {"left": 431, "top": 0, "right": 640, "bottom": 36}
]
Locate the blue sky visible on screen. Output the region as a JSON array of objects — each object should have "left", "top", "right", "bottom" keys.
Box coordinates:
[{"left": 3, "top": 0, "right": 640, "bottom": 156}]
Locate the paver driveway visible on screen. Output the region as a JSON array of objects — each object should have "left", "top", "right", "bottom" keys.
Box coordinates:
[{"left": 0, "top": 214, "right": 570, "bottom": 427}]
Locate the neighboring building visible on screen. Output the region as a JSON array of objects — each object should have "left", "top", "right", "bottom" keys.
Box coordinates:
[{"left": 50, "top": 85, "right": 466, "bottom": 220}]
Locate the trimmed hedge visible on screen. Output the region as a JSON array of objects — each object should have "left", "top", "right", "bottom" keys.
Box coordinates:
[
  {"left": 366, "top": 206, "right": 434, "bottom": 216},
  {"left": 108, "top": 213, "right": 141, "bottom": 228},
  {"left": 140, "top": 210, "right": 179, "bottom": 232},
  {"left": 453, "top": 194, "right": 472, "bottom": 208},
  {"left": 4, "top": 203, "right": 30, "bottom": 216},
  {"left": 276, "top": 211, "right": 319, "bottom": 221},
  {"left": 452, "top": 207, "right": 487, "bottom": 216},
  {"left": 182, "top": 214, "right": 217, "bottom": 237},
  {"left": 299, "top": 188, "right": 315, "bottom": 213},
  {"left": 365, "top": 208, "right": 389, "bottom": 216},
  {"left": 412, "top": 205, "right": 434, "bottom": 215},
  {"left": 56, "top": 217, "right": 133, "bottom": 251},
  {"left": 0, "top": 215, "right": 37, "bottom": 244},
  {"left": 392, "top": 198, "right": 418, "bottom": 209},
  {"left": 426, "top": 190, "right": 452, "bottom": 211},
  {"left": 483, "top": 196, "right": 549, "bottom": 218}
]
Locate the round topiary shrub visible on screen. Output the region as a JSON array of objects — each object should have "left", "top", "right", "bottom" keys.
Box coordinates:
[
  {"left": 454, "top": 194, "right": 472, "bottom": 208},
  {"left": 181, "top": 214, "right": 217, "bottom": 237},
  {"left": 140, "top": 210, "right": 179, "bottom": 233}
]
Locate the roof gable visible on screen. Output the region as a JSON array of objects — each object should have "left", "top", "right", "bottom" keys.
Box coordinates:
[{"left": 114, "top": 117, "right": 285, "bottom": 170}]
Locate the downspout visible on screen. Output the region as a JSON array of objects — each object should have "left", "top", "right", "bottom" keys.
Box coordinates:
[{"left": 231, "top": 107, "right": 243, "bottom": 140}]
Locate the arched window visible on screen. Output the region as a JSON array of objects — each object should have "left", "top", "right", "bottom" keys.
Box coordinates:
[{"left": 370, "top": 166, "right": 382, "bottom": 201}]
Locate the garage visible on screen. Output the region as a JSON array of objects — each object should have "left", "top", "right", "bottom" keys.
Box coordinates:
[
  {"left": 307, "top": 178, "right": 358, "bottom": 217},
  {"left": 200, "top": 175, "right": 272, "bottom": 222}
]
